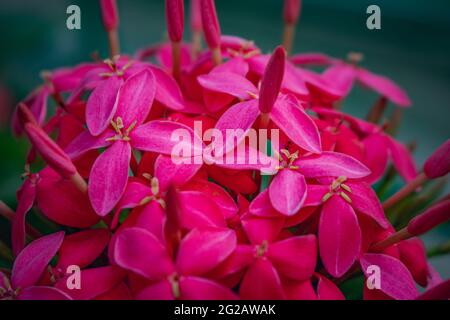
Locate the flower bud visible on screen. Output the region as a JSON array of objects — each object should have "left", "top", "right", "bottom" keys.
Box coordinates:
[
  {"left": 17, "top": 103, "right": 38, "bottom": 127},
  {"left": 424, "top": 139, "right": 450, "bottom": 179},
  {"left": 190, "top": 0, "right": 202, "bottom": 32},
  {"left": 100, "top": 0, "right": 119, "bottom": 31},
  {"left": 166, "top": 0, "right": 185, "bottom": 42},
  {"left": 258, "top": 46, "right": 286, "bottom": 113},
  {"left": 407, "top": 199, "right": 450, "bottom": 236},
  {"left": 283, "top": 0, "right": 302, "bottom": 25},
  {"left": 24, "top": 123, "right": 77, "bottom": 179},
  {"left": 200, "top": 0, "right": 221, "bottom": 49}
]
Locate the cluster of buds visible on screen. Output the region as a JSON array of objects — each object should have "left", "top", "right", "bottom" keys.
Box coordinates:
[{"left": 0, "top": 0, "right": 449, "bottom": 300}]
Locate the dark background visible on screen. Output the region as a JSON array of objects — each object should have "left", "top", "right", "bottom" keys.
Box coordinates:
[{"left": 0, "top": 0, "right": 449, "bottom": 285}]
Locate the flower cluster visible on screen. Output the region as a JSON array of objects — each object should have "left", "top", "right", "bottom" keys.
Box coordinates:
[{"left": 1, "top": 0, "right": 449, "bottom": 300}]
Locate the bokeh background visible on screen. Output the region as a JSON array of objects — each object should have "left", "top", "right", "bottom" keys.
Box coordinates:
[{"left": 0, "top": 0, "right": 449, "bottom": 293}]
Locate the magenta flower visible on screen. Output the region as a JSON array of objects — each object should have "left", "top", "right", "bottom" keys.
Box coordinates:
[
  {"left": 112, "top": 227, "right": 237, "bottom": 300},
  {"left": 0, "top": 232, "right": 71, "bottom": 300}
]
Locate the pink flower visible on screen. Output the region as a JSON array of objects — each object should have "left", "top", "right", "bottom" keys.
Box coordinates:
[
  {"left": 0, "top": 232, "right": 71, "bottom": 300},
  {"left": 112, "top": 227, "right": 238, "bottom": 300}
]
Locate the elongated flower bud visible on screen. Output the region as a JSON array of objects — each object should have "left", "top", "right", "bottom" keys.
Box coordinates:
[
  {"left": 408, "top": 199, "right": 450, "bottom": 236},
  {"left": 283, "top": 0, "right": 302, "bottom": 25},
  {"left": 100, "top": 0, "right": 119, "bottom": 31},
  {"left": 166, "top": 0, "right": 184, "bottom": 42},
  {"left": 17, "top": 103, "right": 38, "bottom": 127},
  {"left": 200, "top": 0, "right": 221, "bottom": 49},
  {"left": 424, "top": 139, "right": 450, "bottom": 179},
  {"left": 24, "top": 123, "right": 77, "bottom": 179},
  {"left": 190, "top": 0, "right": 202, "bottom": 32},
  {"left": 258, "top": 46, "right": 286, "bottom": 114}
]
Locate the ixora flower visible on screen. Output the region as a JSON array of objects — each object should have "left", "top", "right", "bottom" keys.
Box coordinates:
[{"left": 1, "top": 0, "right": 449, "bottom": 301}]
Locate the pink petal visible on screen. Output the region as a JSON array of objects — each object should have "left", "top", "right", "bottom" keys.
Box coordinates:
[
  {"left": 55, "top": 266, "right": 125, "bottom": 300},
  {"left": 114, "top": 180, "right": 151, "bottom": 212},
  {"left": 176, "top": 227, "right": 237, "bottom": 276},
  {"left": 213, "top": 99, "right": 260, "bottom": 155},
  {"left": 270, "top": 97, "right": 321, "bottom": 153},
  {"left": 319, "top": 196, "right": 361, "bottom": 277},
  {"left": 268, "top": 235, "right": 317, "bottom": 281},
  {"left": 206, "top": 245, "right": 254, "bottom": 279},
  {"left": 183, "top": 180, "right": 238, "bottom": 219},
  {"left": 64, "top": 129, "right": 112, "bottom": 160},
  {"left": 115, "top": 69, "right": 156, "bottom": 127},
  {"left": 249, "top": 189, "right": 279, "bottom": 217},
  {"left": 86, "top": 75, "right": 122, "bottom": 136},
  {"left": 240, "top": 259, "right": 285, "bottom": 299},
  {"left": 135, "top": 280, "right": 174, "bottom": 300},
  {"left": 36, "top": 169, "right": 100, "bottom": 228},
  {"left": 57, "top": 229, "right": 110, "bottom": 269},
  {"left": 362, "top": 133, "right": 389, "bottom": 184},
  {"left": 150, "top": 65, "right": 185, "bottom": 111},
  {"left": 180, "top": 276, "right": 237, "bottom": 300},
  {"left": 322, "top": 64, "right": 355, "bottom": 97},
  {"left": 360, "top": 253, "right": 419, "bottom": 300},
  {"left": 96, "top": 282, "right": 132, "bottom": 300},
  {"left": 211, "top": 57, "right": 248, "bottom": 75},
  {"left": 316, "top": 273, "right": 345, "bottom": 300},
  {"left": 357, "top": 68, "right": 411, "bottom": 107},
  {"left": 304, "top": 184, "right": 330, "bottom": 207},
  {"left": 88, "top": 141, "right": 131, "bottom": 216},
  {"left": 284, "top": 280, "right": 317, "bottom": 300},
  {"left": 269, "top": 169, "right": 307, "bottom": 216},
  {"left": 398, "top": 238, "right": 428, "bottom": 287},
  {"left": 290, "top": 52, "right": 335, "bottom": 66},
  {"left": 12, "top": 178, "right": 36, "bottom": 256},
  {"left": 11, "top": 231, "right": 64, "bottom": 289},
  {"left": 198, "top": 72, "right": 257, "bottom": 99},
  {"left": 18, "top": 286, "right": 72, "bottom": 300},
  {"left": 385, "top": 135, "right": 417, "bottom": 182},
  {"left": 154, "top": 155, "right": 202, "bottom": 191},
  {"left": 346, "top": 181, "right": 389, "bottom": 228},
  {"left": 130, "top": 120, "right": 203, "bottom": 156},
  {"left": 177, "top": 191, "right": 227, "bottom": 229},
  {"left": 113, "top": 228, "right": 174, "bottom": 280},
  {"left": 296, "top": 151, "right": 371, "bottom": 179},
  {"left": 241, "top": 213, "right": 285, "bottom": 244}
]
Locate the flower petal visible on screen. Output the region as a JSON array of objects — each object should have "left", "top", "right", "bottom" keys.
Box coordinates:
[
  {"left": 362, "top": 133, "right": 389, "bottom": 184},
  {"left": 154, "top": 155, "right": 202, "bottom": 191},
  {"left": 316, "top": 273, "right": 345, "bottom": 300},
  {"left": 88, "top": 141, "right": 131, "bottom": 216},
  {"left": 18, "top": 286, "right": 72, "bottom": 300},
  {"left": 240, "top": 259, "right": 285, "bottom": 299},
  {"left": 180, "top": 276, "right": 238, "bottom": 300},
  {"left": 385, "top": 135, "right": 417, "bottom": 182},
  {"left": 319, "top": 196, "right": 361, "bottom": 277},
  {"left": 11, "top": 231, "right": 64, "bottom": 289},
  {"left": 296, "top": 151, "right": 371, "bottom": 179},
  {"left": 357, "top": 68, "right": 411, "bottom": 107},
  {"left": 269, "top": 170, "right": 307, "bottom": 216},
  {"left": 198, "top": 72, "right": 257, "bottom": 99},
  {"left": 113, "top": 228, "right": 174, "bottom": 280},
  {"left": 360, "top": 253, "right": 419, "bottom": 300},
  {"left": 176, "top": 227, "right": 237, "bottom": 276},
  {"left": 268, "top": 235, "right": 317, "bottom": 281},
  {"left": 150, "top": 65, "right": 185, "bottom": 111},
  {"left": 86, "top": 75, "right": 122, "bottom": 136},
  {"left": 135, "top": 280, "right": 174, "bottom": 300},
  {"left": 115, "top": 69, "right": 156, "bottom": 127}
]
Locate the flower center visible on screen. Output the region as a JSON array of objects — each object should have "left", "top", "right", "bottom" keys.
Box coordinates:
[
  {"left": 168, "top": 273, "right": 181, "bottom": 299},
  {"left": 255, "top": 240, "right": 269, "bottom": 258},
  {"left": 321, "top": 176, "right": 352, "bottom": 204},
  {"left": 275, "top": 149, "right": 299, "bottom": 170},
  {"left": 139, "top": 175, "right": 166, "bottom": 209},
  {"left": 106, "top": 117, "right": 137, "bottom": 142},
  {"left": 100, "top": 56, "right": 134, "bottom": 78},
  {"left": 0, "top": 283, "right": 18, "bottom": 300}
]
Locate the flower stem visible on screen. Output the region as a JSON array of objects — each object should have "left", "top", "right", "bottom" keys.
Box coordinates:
[
  {"left": 108, "top": 29, "right": 120, "bottom": 58},
  {"left": 386, "top": 106, "right": 402, "bottom": 136},
  {"left": 382, "top": 172, "right": 428, "bottom": 210},
  {"left": 191, "top": 31, "right": 202, "bottom": 59},
  {"left": 282, "top": 23, "right": 295, "bottom": 55},
  {"left": 70, "top": 172, "right": 88, "bottom": 194},
  {"left": 370, "top": 227, "right": 411, "bottom": 252},
  {"left": 366, "top": 96, "right": 387, "bottom": 123},
  {"left": 211, "top": 47, "right": 222, "bottom": 65},
  {"left": 172, "top": 41, "right": 182, "bottom": 81},
  {"left": 0, "top": 201, "right": 41, "bottom": 238}
]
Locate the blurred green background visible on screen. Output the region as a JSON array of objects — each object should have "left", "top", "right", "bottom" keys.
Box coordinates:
[{"left": 0, "top": 0, "right": 449, "bottom": 287}]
